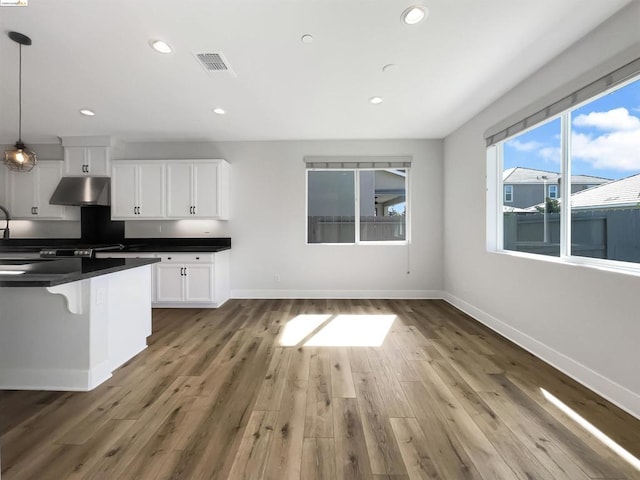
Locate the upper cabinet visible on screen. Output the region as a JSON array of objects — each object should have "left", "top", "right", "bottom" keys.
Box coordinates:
[
  {"left": 110, "top": 159, "right": 229, "bottom": 220},
  {"left": 5, "top": 161, "right": 78, "bottom": 220},
  {"left": 166, "top": 160, "right": 229, "bottom": 219},
  {"left": 111, "top": 161, "right": 165, "bottom": 219},
  {"left": 60, "top": 136, "right": 112, "bottom": 176},
  {"left": 64, "top": 147, "right": 111, "bottom": 176}
]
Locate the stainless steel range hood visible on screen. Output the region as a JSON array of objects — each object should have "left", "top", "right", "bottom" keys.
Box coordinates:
[{"left": 49, "top": 177, "right": 110, "bottom": 206}]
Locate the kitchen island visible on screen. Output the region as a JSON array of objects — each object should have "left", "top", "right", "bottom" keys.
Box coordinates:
[{"left": 0, "top": 257, "right": 159, "bottom": 391}]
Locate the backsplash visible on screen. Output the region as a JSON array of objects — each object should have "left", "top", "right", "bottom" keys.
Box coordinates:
[
  {"left": 125, "top": 219, "right": 231, "bottom": 238},
  {"left": 6, "top": 220, "right": 80, "bottom": 239}
]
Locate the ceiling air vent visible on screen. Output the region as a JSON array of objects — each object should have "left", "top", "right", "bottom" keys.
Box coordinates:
[{"left": 193, "top": 52, "right": 236, "bottom": 77}]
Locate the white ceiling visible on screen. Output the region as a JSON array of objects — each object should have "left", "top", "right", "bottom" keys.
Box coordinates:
[{"left": 0, "top": 0, "right": 631, "bottom": 144}]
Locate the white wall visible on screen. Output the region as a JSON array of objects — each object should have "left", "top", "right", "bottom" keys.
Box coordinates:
[
  {"left": 443, "top": 2, "right": 640, "bottom": 418},
  {"left": 124, "top": 139, "right": 444, "bottom": 298}
]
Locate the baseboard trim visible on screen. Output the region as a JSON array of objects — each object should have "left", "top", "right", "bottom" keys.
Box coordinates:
[
  {"left": 443, "top": 292, "right": 640, "bottom": 421},
  {"left": 0, "top": 366, "right": 108, "bottom": 392},
  {"left": 230, "top": 289, "right": 444, "bottom": 299}
]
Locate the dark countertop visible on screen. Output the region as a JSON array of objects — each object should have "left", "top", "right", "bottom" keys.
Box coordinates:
[
  {"left": 0, "top": 237, "right": 231, "bottom": 254},
  {"left": 0, "top": 258, "right": 160, "bottom": 287}
]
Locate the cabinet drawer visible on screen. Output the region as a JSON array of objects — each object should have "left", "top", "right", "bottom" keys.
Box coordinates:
[{"left": 158, "top": 253, "right": 214, "bottom": 263}]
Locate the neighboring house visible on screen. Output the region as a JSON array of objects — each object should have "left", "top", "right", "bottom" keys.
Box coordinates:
[
  {"left": 503, "top": 167, "right": 609, "bottom": 208},
  {"left": 569, "top": 173, "right": 640, "bottom": 210}
]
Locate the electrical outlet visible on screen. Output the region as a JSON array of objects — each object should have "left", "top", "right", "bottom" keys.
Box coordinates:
[{"left": 274, "top": 274, "right": 281, "bottom": 283}]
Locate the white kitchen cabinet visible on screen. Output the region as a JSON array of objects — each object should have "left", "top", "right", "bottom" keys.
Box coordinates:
[
  {"left": 5, "top": 161, "right": 78, "bottom": 220},
  {"left": 97, "top": 250, "right": 229, "bottom": 307},
  {"left": 166, "top": 160, "right": 229, "bottom": 219},
  {"left": 111, "top": 161, "right": 165, "bottom": 219},
  {"left": 154, "top": 253, "right": 215, "bottom": 304},
  {"left": 154, "top": 251, "right": 229, "bottom": 307},
  {"left": 64, "top": 146, "right": 111, "bottom": 176},
  {"left": 156, "top": 263, "right": 214, "bottom": 303}
]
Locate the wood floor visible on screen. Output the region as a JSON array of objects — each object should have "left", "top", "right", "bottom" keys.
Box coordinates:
[{"left": 1, "top": 299, "right": 640, "bottom": 479}]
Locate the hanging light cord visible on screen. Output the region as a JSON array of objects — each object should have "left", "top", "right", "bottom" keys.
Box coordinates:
[{"left": 18, "top": 43, "right": 22, "bottom": 143}]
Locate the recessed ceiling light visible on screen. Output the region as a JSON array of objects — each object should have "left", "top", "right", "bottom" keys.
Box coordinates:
[
  {"left": 369, "top": 96, "right": 383, "bottom": 105},
  {"left": 213, "top": 107, "right": 226, "bottom": 115},
  {"left": 150, "top": 40, "right": 172, "bottom": 53},
  {"left": 79, "top": 109, "right": 95, "bottom": 116},
  {"left": 301, "top": 34, "right": 314, "bottom": 44},
  {"left": 382, "top": 64, "right": 398, "bottom": 73},
  {"left": 401, "top": 5, "right": 428, "bottom": 25}
]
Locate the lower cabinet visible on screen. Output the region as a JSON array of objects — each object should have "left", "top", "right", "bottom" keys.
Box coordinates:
[
  {"left": 95, "top": 250, "right": 230, "bottom": 308},
  {"left": 155, "top": 263, "right": 214, "bottom": 303}
]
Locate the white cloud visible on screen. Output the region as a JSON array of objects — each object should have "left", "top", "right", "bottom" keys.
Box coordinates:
[
  {"left": 539, "top": 146, "right": 560, "bottom": 162},
  {"left": 572, "top": 129, "right": 640, "bottom": 171},
  {"left": 506, "top": 139, "right": 543, "bottom": 152},
  {"left": 573, "top": 107, "right": 640, "bottom": 131}
]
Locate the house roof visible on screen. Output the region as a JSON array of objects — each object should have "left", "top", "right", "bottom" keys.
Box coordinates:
[
  {"left": 503, "top": 167, "right": 610, "bottom": 185},
  {"left": 570, "top": 173, "right": 640, "bottom": 210}
]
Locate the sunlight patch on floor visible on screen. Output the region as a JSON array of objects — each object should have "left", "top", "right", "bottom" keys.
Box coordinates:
[
  {"left": 541, "top": 388, "right": 640, "bottom": 472},
  {"left": 304, "top": 314, "right": 396, "bottom": 347},
  {"left": 279, "top": 314, "right": 332, "bottom": 346}
]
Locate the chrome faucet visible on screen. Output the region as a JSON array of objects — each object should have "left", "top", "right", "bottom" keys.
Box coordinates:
[{"left": 0, "top": 204, "right": 11, "bottom": 239}]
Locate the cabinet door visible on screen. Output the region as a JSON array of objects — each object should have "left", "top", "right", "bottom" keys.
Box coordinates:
[
  {"left": 138, "top": 163, "right": 165, "bottom": 218},
  {"left": 166, "top": 162, "right": 192, "bottom": 217},
  {"left": 155, "top": 264, "right": 185, "bottom": 302},
  {"left": 86, "top": 147, "right": 110, "bottom": 175},
  {"left": 192, "top": 162, "right": 219, "bottom": 218},
  {"left": 35, "top": 162, "right": 66, "bottom": 218},
  {"left": 64, "top": 147, "right": 87, "bottom": 175},
  {"left": 184, "top": 264, "right": 214, "bottom": 302},
  {"left": 111, "top": 163, "right": 138, "bottom": 219},
  {"left": 7, "top": 169, "right": 36, "bottom": 218}
]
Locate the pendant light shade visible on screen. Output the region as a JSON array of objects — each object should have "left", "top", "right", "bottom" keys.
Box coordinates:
[
  {"left": 4, "top": 31, "right": 37, "bottom": 172},
  {"left": 5, "top": 141, "right": 37, "bottom": 172}
]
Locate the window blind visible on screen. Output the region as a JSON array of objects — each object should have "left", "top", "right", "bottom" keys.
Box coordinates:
[
  {"left": 485, "top": 56, "right": 640, "bottom": 147},
  {"left": 304, "top": 156, "right": 412, "bottom": 169}
]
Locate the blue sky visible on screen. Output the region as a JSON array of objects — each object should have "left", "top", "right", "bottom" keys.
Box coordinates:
[{"left": 504, "top": 78, "right": 640, "bottom": 180}]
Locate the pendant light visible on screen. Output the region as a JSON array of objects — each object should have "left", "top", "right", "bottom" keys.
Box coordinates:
[{"left": 4, "top": 31, "right": 37, "bottom": 172}]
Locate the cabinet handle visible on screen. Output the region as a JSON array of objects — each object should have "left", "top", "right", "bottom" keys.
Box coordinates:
[
  {"left": 193, "top": 205, "right": 196, "bottom": 215},
  {"left": 137, "top": 206, "right": 140, "bottom": 215},
  {"left": 184, "top": 267, "right": 187, "bottom": 276},
  {"left": 35, "top": 206, "right": 38, "bottom": 215}
]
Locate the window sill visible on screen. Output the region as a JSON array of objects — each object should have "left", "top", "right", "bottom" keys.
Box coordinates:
[
  {"left": 488, "top": 248, "right": 640, "bottom": 278},
  {"left": 307, "top": 241, "right": 409, "bottom": 246}
]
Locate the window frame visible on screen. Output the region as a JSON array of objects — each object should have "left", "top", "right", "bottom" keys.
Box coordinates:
[
  {"left": 548, "top": 184, "right": 558, "bottom": 199},
  {"left": 306, "top": 167, "right": 410, "bottom": 245},
  {"left": 488, "top": 73, "right": 640, "bottom": 273},
  {"left": 504, "top": 185, "right": 513, "bottom": 203}
]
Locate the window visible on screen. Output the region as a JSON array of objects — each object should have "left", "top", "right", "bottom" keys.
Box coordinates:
[
  {"left": 504, "top": 185, "right": 513, "bottom": 203},
  {"left": 501, "top": 117, "right": 561, "bottom": 257},
  {"left": 490, "top": 70, "right": 640, "bottom": 269},
  {"left": 307, "top": 168, "right": 408, "bottom": 244}
]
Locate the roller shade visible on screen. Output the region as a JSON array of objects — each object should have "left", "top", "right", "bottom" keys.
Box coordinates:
[
  {"left": 304, "top": 156, "right": 412, "bottom": 169},
  {"left": 485, "top": 56, "right": 640, "bottom": 147}
]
